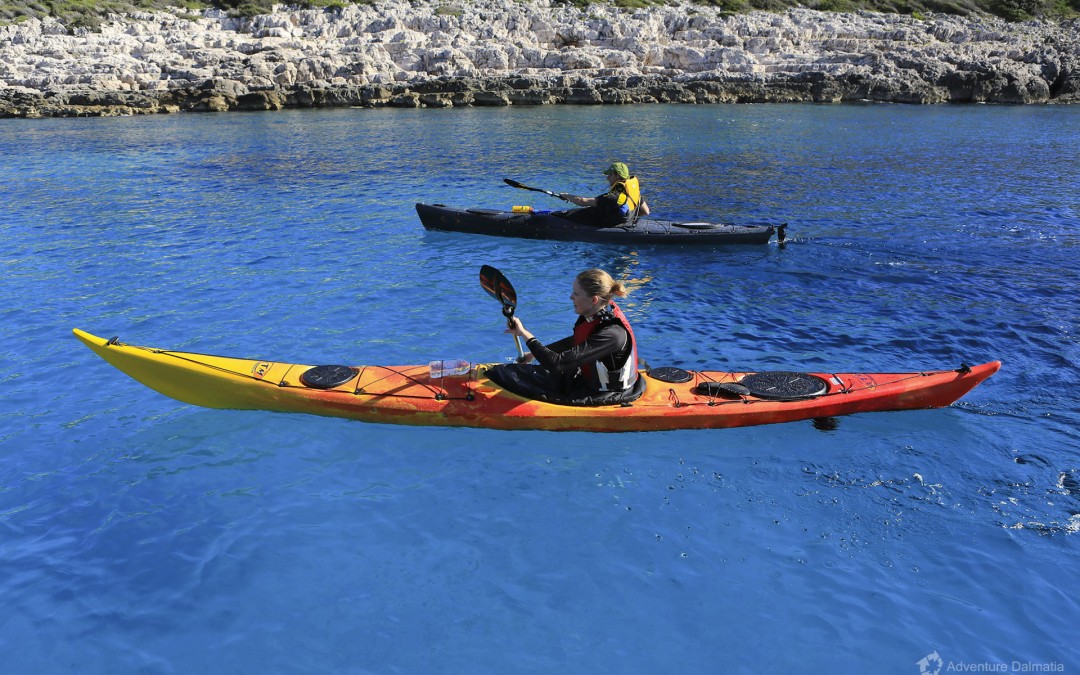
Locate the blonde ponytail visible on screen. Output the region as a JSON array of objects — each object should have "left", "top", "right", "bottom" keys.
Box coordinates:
[{"left": 576, "top": 269, "right": 628, "bottom": 303}]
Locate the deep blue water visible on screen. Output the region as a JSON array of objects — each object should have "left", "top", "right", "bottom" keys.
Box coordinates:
[{"left": 1, "top": 103, "right": 1078, "bottom": 673}]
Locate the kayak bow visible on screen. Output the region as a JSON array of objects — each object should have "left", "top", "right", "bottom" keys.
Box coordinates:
[{"left": 73, "top": 329, "right": 1000, "bottom": 433}]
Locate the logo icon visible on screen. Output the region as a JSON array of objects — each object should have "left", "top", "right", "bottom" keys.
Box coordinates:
[{"left": 917, "top": 651, "right": 943, "bottom": 675}]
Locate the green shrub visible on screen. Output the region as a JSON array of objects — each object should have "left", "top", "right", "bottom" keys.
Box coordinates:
[
  {"left": 814, "top": 0, "right": 857, "bottom": 11},
  {"left": 990, "top": 0, "right": 1070, "bottom": 17}
]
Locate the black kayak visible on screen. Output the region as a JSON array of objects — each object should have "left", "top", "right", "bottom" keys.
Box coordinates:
[{"left": 416, "top": 203, "right": 785, "bottom": 246}]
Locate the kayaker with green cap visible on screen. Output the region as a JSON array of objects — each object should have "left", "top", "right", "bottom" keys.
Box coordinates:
[{"left": 560, "top": 162, "right": 651, "bottom": 227}]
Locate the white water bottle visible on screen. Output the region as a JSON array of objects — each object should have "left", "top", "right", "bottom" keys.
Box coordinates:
[{"left": 429, "top": 359, "right": 471, "bottom": 378}]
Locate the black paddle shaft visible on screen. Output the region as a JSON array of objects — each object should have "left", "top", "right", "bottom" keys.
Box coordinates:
[{"left": 503, "top": 178, "right": 570, "bottom": 202}]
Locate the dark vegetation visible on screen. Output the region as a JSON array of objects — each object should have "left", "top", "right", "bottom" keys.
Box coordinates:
[{"left": 0, "top": 0, "right": 1076, "bottom": 32}]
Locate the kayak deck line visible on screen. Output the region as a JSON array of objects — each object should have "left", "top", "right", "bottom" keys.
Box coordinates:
[
  {"left": 105, "top": 345, "right": 946, "bottom": 405},
  {"left": 118, "top": 338, "right": 465, "bottom": 400},
  {"left": 73, "top": 328, "right": 1001, "bottom": 432}
]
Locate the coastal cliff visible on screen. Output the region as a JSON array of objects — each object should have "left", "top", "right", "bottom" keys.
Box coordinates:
[{"left": 1, "top": 0, "right": 1078, "bottom": 117}]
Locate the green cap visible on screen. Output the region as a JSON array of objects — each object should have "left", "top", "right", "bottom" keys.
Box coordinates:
[{"left": 604, "top": 162, "right": 629, "bottom": 179}]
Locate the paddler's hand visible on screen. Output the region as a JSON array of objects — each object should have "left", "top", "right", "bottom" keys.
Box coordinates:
[
  {"left": 515, "top": 353, "right": 535, "bottom": 364},
  {"left": 505, "top": 317, "right": 534, "bottom": 342}
]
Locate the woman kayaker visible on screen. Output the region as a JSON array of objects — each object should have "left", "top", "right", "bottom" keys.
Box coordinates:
[
  {"left": 560, "top": 162, "right": 651, "bottom": 227},
  {"left": 505, "top": 268, "right": 639, "bottom": 397}
]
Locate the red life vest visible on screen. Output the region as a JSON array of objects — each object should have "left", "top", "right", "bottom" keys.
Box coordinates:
[{"left": 572, "top": 301, "right": 639, "bottom": 391}]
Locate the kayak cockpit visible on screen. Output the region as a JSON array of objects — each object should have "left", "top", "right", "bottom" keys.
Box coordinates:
[{"left": 483, "top": 363, "right": 647, "bottom": 407}]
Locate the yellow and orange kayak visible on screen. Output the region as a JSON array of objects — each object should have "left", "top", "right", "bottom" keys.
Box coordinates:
[{"left": 73, "top": 329, "right": 1000, "bottom": 433}]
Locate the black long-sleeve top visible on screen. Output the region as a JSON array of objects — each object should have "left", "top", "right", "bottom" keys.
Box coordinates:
[{"left": 524, "top": 320, "right": 631, "bottom": 388}]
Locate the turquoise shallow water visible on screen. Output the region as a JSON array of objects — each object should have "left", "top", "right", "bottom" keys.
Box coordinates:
[{"left": 1, "top": 104, "right": 1079, "bottom": 673}]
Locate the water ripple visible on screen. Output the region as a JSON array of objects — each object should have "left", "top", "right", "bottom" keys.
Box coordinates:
[{"left": 2, "top": 105, "right": 1079, "bottom": 672}]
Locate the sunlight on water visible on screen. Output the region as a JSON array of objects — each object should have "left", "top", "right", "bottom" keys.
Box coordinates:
[{"left": 1, "top": 104, "right": 1078, "bottom": 672}]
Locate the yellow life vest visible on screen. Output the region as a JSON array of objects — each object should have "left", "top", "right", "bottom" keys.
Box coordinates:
[{"left": 608, "top": 176, "right": 643, "bottom": 221}]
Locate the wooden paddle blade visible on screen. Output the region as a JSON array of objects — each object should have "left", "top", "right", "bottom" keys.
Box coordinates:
[
  {"left": 493, "top": 272, "right": 517, "bottom": 309},
  {"left": 481, "top": 265, "right": 524, "bottom": 357},
  {"left": 479, "top": 265, "right": 517, "bottom": 309},
  {"left": 480, "top": 264, "right": 499, "bottom": 299}
]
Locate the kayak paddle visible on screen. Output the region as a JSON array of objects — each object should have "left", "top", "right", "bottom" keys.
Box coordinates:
[
  {"left": 503, "top": 178, "right": 570, "bottom": 202},
  {"left": 480, "top": 265, "right": 525, "bottom": 358}
]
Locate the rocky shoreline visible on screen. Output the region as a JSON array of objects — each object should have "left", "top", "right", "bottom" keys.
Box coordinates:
[{"left": 1, "top": 0, "right": 1079, "bottom": 117}]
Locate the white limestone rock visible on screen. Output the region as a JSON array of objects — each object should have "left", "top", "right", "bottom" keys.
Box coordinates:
[{"left": 1, "top": 0, "right": 1077, "bottom": 116}]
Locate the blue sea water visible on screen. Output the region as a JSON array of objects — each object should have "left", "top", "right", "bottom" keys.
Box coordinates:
[{"left": 1, "top": 103, "right": 1078, "bottom": 673}]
